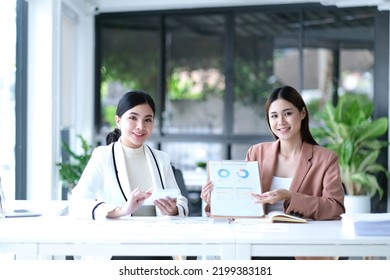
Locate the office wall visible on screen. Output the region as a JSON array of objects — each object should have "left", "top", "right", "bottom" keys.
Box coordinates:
[{"left": 26, "top": 0, "right": 95, "bottom": 200}]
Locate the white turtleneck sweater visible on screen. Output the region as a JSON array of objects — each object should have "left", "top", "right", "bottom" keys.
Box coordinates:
[{"left": 121, "top": 143, "right": 156, "bottom": 216}]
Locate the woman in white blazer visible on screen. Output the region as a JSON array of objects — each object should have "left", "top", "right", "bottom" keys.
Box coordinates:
[{"left": 69, "top": 90, "right": 189, "bottom": 220}]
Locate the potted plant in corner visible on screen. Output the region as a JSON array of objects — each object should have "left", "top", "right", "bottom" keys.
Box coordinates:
[
  {"left": 56, "top": 135, "right": 93, "bottom": 198},
  {"left": 311, "top": 94, "right": 389, "bottom": 213}
]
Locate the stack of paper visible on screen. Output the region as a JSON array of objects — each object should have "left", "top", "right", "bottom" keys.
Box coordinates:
[{"left": 342, "top": 213, "right": 390, "bottom": 236}]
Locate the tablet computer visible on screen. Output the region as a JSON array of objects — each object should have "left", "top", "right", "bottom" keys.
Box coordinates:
[
  {"left": 143, "top": 189, "right": 180, "bottom": 205},
  {"left": 151, "top": 189, "right": 180, "bottom": 200}
]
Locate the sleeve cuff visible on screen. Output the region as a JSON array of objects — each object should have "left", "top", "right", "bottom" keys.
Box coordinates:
[{"left": 93, "top": 202, "right": 116, "bottom": 220}]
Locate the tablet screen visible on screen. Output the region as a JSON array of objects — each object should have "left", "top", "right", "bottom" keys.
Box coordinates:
[{"left": 151, "top": 189, "right": 180, "bottom": 200}]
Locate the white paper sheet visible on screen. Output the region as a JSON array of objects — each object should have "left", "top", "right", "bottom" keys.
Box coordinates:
[{"left": 208, "top": 160, "right": 264, "bottom": 217}]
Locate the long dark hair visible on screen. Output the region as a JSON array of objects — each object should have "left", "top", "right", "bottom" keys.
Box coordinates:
[
  {"left": 106, "top": 90, "right": 156, "bottom": 145},
  {"left": 265, "top": 86, "right": 318, "bottom": 145}
]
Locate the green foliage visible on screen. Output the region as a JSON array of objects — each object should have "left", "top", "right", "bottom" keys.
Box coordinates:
[
  {"left": 168, "top": 70, "right": 205, "bottom": 100},
  {"left": 56, "top": 135, "right": 93, "bottom": 190},
  {"left": 311, "top": 94, "right": 389, "bottom": 198},
  {"left": 100, "top": 29, "right": 158, "bottom": 94},
  {"left": 196, "top": 161, "right": 207, "bottom": 169},
  {"left": 103, "top": 105, "right": 117, "bottom": 129},
  {"left": 233, "top": 59, "right": 279, "bottom": 108}
]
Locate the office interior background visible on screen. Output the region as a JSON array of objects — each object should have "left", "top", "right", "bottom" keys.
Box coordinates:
[{"left": 0, "top": 0, "right": 390, "bottom": 214}]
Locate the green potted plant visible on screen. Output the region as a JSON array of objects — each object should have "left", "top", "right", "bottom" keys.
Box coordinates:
[
  {"left": 195, "top": 161, "right": 207, "bottom": 173},
  {"left": 311, "top": 94, "right": 389, "bottom": 212},
  {"left": 56, "top": 135, "right": 93, "bottom": 193}
]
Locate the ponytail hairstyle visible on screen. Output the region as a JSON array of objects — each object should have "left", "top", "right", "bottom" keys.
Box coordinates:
[{"left": 105, "top": 90, "right": 156, "bottom": 145}]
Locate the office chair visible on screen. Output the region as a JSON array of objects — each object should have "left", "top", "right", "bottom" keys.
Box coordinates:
[{"left": 171, "top": 165, "right": 189, "bottom": 200}]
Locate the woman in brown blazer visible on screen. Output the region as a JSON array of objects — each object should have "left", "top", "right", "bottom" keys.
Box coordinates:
[{"left": 201, "top": 85, "right": 345, "bottom": 259}]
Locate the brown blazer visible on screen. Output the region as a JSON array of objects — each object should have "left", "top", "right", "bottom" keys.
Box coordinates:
[{"left": 245, "top": 140, "right": 345, "bottom": 220}]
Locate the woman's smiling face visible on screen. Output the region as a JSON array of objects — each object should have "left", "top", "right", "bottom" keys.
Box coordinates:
[
  {"left": 115, "top": 103, "right": 154, "bottom": 148},
  {"left": 268, "top": 98, "right": 306, "bottom": 142}
]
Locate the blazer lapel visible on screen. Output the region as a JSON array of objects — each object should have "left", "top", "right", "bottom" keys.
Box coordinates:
[
  {"left": 290, "top": 142, "right": 313, "bottom": 193},
  {"left": 113, "top": 141, "right": 131, "bottom": 200},
  {"left": 261, "top": 140, "right": 280, "bottom": 193}
]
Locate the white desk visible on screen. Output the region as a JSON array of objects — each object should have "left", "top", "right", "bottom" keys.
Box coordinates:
[
  {"left": 0, "top": 216, "right": 235, "bottom": 260},
  {"left": 232, "top": 220, "right": 390, "bottom": 259},
  {"left": 0, "top": 200, "right": 69, "bottom": 259},
  {"left": 2, "top": 214, "right": 390, "bottom": 260}
]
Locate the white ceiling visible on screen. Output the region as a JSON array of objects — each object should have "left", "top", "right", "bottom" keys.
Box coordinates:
[
  {"left": 80, "top": 0, "right": 390, "bottom": 13},
  {"left": 94, "top": 0, "right": 316, "bottom": 13}
]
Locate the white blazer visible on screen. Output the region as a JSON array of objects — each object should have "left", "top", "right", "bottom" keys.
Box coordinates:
[{"left": 69, "top": 141, "right": 189, "bottom": 219}]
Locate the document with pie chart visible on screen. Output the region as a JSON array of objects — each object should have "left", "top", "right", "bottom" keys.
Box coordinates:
[{"left": 208, "top": 160, "right": 264, "bottom": 218}]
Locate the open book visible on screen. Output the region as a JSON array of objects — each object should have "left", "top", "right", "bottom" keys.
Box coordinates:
[
  {"left": 234, "top": 211, "right": 307, "bottom": 224},
  {"left": 267, "top": 211, "right": 307, "bottom": 223}
]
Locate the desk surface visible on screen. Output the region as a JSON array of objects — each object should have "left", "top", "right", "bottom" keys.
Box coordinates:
[
  {"left": 231, "top": 220, "right": 390, "bottom": 259},
  {"left": 0, "top": 215, "right": 236, "bottom": 259},
  {"left": 232, "top": 220, "right": 390, "bottom": 244},
  {"left": 1, "top": 212, "right": 390, "bottom": 260},
  {"left": 0, "top": 216, "right": 234, "bottom": 244}
]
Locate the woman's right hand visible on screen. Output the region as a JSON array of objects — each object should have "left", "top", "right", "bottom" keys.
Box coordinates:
[
  {"left": 107, "top": 188, "right": 152, "bottom": 218},
  {"left": 200, "top": 180, "right": 213, "bottom": 205}
]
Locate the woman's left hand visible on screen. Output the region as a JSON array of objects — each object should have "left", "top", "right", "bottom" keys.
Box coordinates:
[
  {"left": 251, "top": 189, "right": 291, "bottom": 204},
  {"left": 153, "top": 197, "right": 178, "bottom": 215}
]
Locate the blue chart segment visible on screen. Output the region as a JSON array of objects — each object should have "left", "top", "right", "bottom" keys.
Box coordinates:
[
  {"left": 217, "top": 168, "right": 230, "bottom": 178},
  {"left": 217, "top": 168, "right": 250, "bottom": 178},
  {"left": 236, "top": 169, "right": 249, "bottom": 179}
]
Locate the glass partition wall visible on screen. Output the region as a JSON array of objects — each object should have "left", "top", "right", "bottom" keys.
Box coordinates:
[{"left": 95, "top": 4, "right": 386, "bottom": 212}]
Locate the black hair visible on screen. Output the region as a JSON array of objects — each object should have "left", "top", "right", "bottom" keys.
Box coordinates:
[
  {"left": 265, "top": 86, "right": 318, "bottom": 145},
  {"left": 106, "top": 90, "right": 156, "bottom": 145}
]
